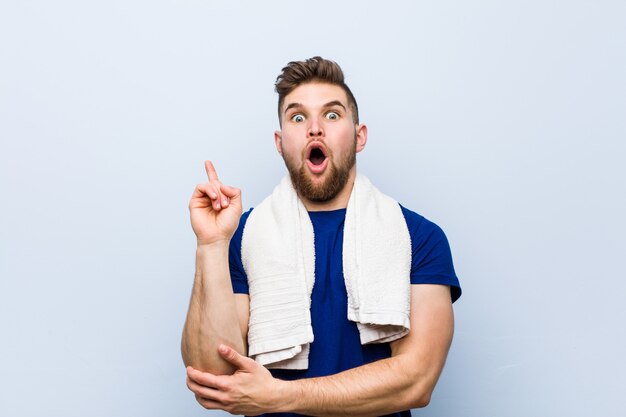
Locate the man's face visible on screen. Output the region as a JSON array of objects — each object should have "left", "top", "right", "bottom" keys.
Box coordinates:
[{"left": 274, "top": 82, "right": 367, "bottom": 203}]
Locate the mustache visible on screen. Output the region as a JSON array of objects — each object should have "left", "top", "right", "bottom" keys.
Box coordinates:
[{"left": 302, "top": 140, "right": 332, "bottom": 160}]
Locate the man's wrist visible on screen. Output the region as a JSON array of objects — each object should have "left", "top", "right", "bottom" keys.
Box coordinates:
[
  {"left": 196, "top": 239, "right": 230, "bottom": 254},
  {"left": 272, "top": 378, "right": 299, "bottom": 414}
]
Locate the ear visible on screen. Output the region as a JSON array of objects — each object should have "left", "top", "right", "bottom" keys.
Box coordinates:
[
  {"left": 274, "top": 130, "right": 283, "bottom": 156},
  {"left": 355, "top": 123, "right": 368, "bottom": 153}
]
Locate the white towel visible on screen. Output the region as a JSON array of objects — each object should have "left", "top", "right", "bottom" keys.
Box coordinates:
[{"left": 241, "top": 174, "right": 411, "bottom": 369}]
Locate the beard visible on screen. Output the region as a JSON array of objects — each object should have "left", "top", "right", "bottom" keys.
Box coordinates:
[{"left": 282, "top": 138, "right": 357, "bottom": 203}]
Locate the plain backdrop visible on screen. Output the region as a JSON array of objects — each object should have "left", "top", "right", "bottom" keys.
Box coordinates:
[{"left": 1, "top": 1, "right": 625, "bottom": 416}]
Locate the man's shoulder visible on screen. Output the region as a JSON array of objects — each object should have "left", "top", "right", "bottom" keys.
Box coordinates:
[
  {"left": 398, "top": 204, "right": 424, "bottom": 227},
  {"left": 240, "top": 207, "right": 254, "bottom": 224},
  {"left": 398, "top": 204, "right": 449, "bottom": 245},
  {"left": 232, "top": 207, "right": 255, "bottom": 246}
]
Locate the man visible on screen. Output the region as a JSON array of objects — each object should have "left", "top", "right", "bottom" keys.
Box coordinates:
[{"left": 182, "top": 56, "right": 461, "bottom": 416}]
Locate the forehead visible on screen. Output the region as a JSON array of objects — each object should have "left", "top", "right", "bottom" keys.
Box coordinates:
[{"left": 282, "top": 82, "right": 349, "bottom": 111}]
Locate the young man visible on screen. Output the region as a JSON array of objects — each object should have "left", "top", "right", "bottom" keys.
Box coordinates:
[{"left": 182, "top": 57, "right": 461, "bottom": 416}]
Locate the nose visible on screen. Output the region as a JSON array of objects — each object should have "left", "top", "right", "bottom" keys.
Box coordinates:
[{"left": 307, "top": 118, "right": 324, "bottom": 138}]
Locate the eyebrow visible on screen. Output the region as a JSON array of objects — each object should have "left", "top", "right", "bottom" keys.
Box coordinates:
[
  {"left": 283, "top": 102, "right": 303, "bottom": 114},
  {"left": 283, "top": 100, "right": 347, "bottom": 115}
]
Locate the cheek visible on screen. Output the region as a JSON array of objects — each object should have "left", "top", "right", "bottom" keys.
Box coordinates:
[
  {"left": 333, "top": 126, "right": 357, "bottom": 150},
  {"left": 279, "top": 135, "right": 305, "bottom": 159},
  {"left": 281, "top": 138, "right": 299, "bottom": 155}
]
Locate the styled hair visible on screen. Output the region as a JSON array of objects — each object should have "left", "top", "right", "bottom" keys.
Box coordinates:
[{"left": 275, "top": 56, "right": 359, "bottom": 125}]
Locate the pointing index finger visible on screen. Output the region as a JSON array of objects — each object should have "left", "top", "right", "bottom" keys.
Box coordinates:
[{"left": 204, "top": 160, "right": 219, "bottom": 182}]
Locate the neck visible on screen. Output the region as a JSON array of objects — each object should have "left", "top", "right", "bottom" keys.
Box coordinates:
[{"left": 299, "top": 167, "right": 357, "bottom": 212}]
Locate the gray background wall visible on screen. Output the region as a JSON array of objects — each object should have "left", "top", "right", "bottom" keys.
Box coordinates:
[{"left": 1, "top": 1, "right": 624, "bottom": 416}]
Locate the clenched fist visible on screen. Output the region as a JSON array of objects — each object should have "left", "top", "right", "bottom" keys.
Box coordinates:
[{"left": 189, "top": 161, "right": 242, "bottom": 246}]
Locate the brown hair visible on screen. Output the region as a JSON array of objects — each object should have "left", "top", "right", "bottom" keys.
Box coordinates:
[{"left": 275, "top": 56, "right": 359, "bottom": 125}]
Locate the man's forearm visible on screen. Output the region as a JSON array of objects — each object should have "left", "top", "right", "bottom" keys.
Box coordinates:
[
  {"left": 181, "top": 242, "right": 245, "bottom": 374},
  {"left": 274, "top": 286, "right": 454, "bottom": 416},
  {"left": 276, "top": 353, "right": 436, "bottom": 416}
]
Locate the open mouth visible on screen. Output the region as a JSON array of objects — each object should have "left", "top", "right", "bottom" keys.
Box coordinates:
[{"left": 307, "top": 144, "right": 327, "bottom": 166}]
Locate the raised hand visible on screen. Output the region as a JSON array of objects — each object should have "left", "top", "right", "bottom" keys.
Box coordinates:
[{"left": 189, "top": 160, "right": 242, "bottom": 246}]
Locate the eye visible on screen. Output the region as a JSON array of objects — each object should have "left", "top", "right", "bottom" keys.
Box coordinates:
[
  {"left": 326, "top": 111, "right": 339, "bottom": 120},
  {"left": 291, "top": 114, "right": 305, "bottom": 123}
]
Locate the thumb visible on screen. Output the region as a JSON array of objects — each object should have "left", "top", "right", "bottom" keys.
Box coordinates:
[
  {"left": 218, "top": 344, "right": 254, "bottom": 370},
  {"left": 220, "top": 183, "right": 241, "bottom": 200}
]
